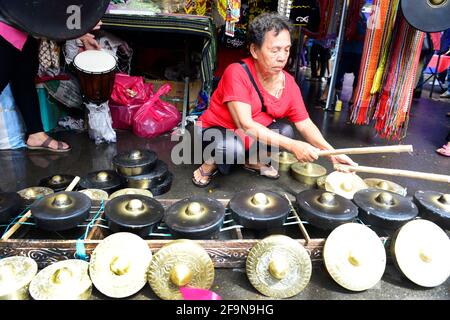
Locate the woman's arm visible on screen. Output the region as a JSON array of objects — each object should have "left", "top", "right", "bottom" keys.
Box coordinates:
[
  {"left": 295, "top": 118, "right": 357, "bottom": 166},
  {"left": 227, "top": 101, "right": 320, "bottom": 162}
]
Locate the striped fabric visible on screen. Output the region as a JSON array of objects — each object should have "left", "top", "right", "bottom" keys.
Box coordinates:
[
  {"left": 374, "top": 13, "right": 424, "bottom": 140},
  {"left": 351, "top": 1, "right": 424, "bottom": 140}
]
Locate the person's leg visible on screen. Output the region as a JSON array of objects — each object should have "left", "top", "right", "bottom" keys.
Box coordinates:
[
  {"left": 0, "top": 36, "right": 17, "bottom": 95},
  {"left": 310, "top": 43, "right": 319, "bottom": 78},
  {"left": 440, "top": 65, "right": 450, "bottom": 98},
  {"left": 193, "top": 127, "right": 246, "bottom": 186},
  {"left": 10, "top": 37, "right": 70, "bottom": 151},
  {"left": 318, "top": 46, "right": 327, "bottom": 78},
  {"left": 245, "top": 121, "right": 295, "bottom": 177}
]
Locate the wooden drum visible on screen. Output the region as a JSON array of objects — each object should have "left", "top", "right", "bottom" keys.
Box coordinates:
[{"left": 73, "top": 50, "right": 117, "bottom": 103}]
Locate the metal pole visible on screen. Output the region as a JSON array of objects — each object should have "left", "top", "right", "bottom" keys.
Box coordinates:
[
  {"left": 295, "top": 26, "right": 303, "bottom": 83},
  {"left": 325, "top": 0, "right": 349, "bottom": 111},
  {"left": 429, "top": 53, "right": 442, "bottom": 98}
]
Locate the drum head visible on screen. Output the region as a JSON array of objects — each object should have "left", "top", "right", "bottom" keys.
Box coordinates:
[
  {"left": 0, "top": 1, "right": 110, "bottom": 41},
  {"left": 74, "top": 50, "right": 117, "bottom": 74}
]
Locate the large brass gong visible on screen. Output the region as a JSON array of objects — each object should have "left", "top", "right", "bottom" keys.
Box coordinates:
[
  {"left": 29, "top": 259, "right": 92, "bottom": 300},
  {"left": 246, "top": 235, "right": 312, "bottom": 298},
  {"left": 89, "top": 232, "right": 152, "bottom": 298},
  {"left": 109, "top": 188, "right": 153, "bottom": 200},
  {"left": 17, "top": 187, "right": 54, "bottom": 206},
  {"left": 291, "top": 162, "right": 327, "bottom": 185},
  {"left": 323, "top": 223, "right": 386, "bottom": 291},
  {"left": 165, "top": 196, "right": 226, "bottom": 239},
  {"left": 391, "top": 219, "right": 450, "bottom": 288},
  {"left": 271, "top": 151, "right": 298, "bottom": 171},
  {"left": 147, "top": 239, "right": 215, "bottom": 300},
  {"left": 414, "top": 191, "right": 450, "bottom": 230},
  {"left": 325, "top": 171, "right": 368, "bottom": 199},
  {"left": 0, "top": 256, "right": 38, "bottom": 300},
  {"left": 363, "top": 178, "right": 407, "bottom": 196}
]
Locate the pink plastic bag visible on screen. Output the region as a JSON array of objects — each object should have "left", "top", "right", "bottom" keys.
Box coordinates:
[
  {"left": 132, "top": 84, "right": 181, "bottom": 138},
  {"left": 109, "top": 73, "right": 153, "bottom": 130},
  {"left": 110, "top": 73, "right": 152, "bottom": 106}
]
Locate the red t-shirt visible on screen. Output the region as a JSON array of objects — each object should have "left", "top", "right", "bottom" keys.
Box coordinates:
[{"left": 199, "top": 57, "right": 309, "bottom": 128}]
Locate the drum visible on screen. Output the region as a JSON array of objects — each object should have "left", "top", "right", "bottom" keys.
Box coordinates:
[{"left": 73, "top": 50, "right": 117, "bottom": 103}]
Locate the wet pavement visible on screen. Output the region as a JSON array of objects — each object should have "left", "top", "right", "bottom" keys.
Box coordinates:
[{"left": 0, "top": 74, "right": 449, "bottom": 300}]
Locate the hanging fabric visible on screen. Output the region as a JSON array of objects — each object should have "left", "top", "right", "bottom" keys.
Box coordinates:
[
  {"left": 351, "top": 0, "right": 424, "bottom": 140},
  {"left": 373, "top": 12, "right": 424, "bottom": 140},
  {"left": 351, "top": 0, "right": 397, "bottom": 125}
]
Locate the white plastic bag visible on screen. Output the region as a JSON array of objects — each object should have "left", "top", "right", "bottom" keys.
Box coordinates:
[
  {"left": 0, "top": 85, "right": 26, "bottom": 150},
  {"left": 85, "top": 101, "right": 116, "bottom": 144}
]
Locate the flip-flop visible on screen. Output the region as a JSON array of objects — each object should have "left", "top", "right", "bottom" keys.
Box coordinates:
[
  {"left": 192, "top": 166, "right": 218, "bottom": 188},
  {"left": 436, "top": 147, "right": 450, "bottom": 157},
  {"left": 243, "top": 164, "right": 280, "bottom": 180},
  {"left": 27, "top": 136, "right": 71, "bottom": 153}
]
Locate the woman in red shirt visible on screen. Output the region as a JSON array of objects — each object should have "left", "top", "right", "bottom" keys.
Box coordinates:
[{"left": 193, "top": 12, "right": 356, "bottom": 187}]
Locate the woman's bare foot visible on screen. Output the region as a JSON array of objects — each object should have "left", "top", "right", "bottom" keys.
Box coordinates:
[
  {"left": 27, "top": 132, "right": 70, "bottom": 152},
  {"left": 192, "top": 161, "right": 218, "bottom": 187}
]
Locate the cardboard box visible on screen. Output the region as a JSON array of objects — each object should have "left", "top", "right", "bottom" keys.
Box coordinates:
[{"left": 145, "top": 79, "right": 203, "bottom": 112}]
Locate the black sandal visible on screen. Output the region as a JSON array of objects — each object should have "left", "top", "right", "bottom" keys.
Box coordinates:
[
  {"left": 243, "top": 164, "right": 280, "bottom": 180},
  {"left": 192, "top": 166, "right": 218, "bottom": 187}
]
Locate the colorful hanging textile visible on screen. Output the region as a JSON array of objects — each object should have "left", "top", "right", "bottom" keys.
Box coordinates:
[
  {"left": 373, "top": 13, "right": 424, "bottom": 140},
  {"left": 351, "top": 0, "right": 424, "bottom": 140},
  {"left": 351, "top": 0, "right": 397, "bottom": 125}
]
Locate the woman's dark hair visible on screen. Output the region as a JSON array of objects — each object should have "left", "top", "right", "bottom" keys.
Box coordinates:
[{"left": 247, "top": 12, "right": 292, "bottom": 48}]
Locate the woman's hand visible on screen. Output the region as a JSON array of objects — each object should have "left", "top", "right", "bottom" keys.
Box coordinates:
[
  {"left": 290, "top": 140, "right": 320, "bottom": 163},
  {"left": 330, "top": 154, "right": 358, "bottom": 173},
  {"left": 79, "top": 33, "right": 101, "bottom": 50},
  {"left": 78, "top": 20, "right": 102, "bottom": 50}
]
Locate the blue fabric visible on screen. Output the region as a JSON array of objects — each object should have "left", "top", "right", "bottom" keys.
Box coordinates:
[{"left": 0, "top": 84, "right": 26, "bottom": 149}]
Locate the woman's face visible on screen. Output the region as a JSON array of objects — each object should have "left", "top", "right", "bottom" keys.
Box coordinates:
[{"left": 251, "top": 29, "right": 291, "bottom": 76}]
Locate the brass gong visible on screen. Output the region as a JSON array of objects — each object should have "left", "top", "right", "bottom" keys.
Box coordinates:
[
  {"left": 353, "top": 189, "right": 419, "bottom": 230},
  {"left": 229, "top": 189, "right": 290, "bottom": 230},
  {"left": 295, "top": 190, "right": 359, "bottom": 230},
  {"left": 31, "top": 191, "right": 92, "bottom": 231},
  {"left": 17, "top": 187, "right": 54, "bottom": 206},
  {"left": 39, "top": 174, "right": 76, "bottom": 192},
  {"left": 165, "top": 196, "right": 226, "bottom": 239},
  {"left": 271, "top": 151, "right": 298, "bottom": 171},
  {"left": 89, "top": 232, "right": 153, "bottom": 298},
  {"left": 391, "top": 219, "right": 450, "bottom": 288},
  {"left": 79, "top": 189, "right": 109, "bottom": 205},
  {"left": 29, "top": 259, "right": 92, "bottom": 300},
  {"left": 80, "top": 170, "right": 123, "bottom": 194},
  {"left": 109, "top": 188, "right": 153, "bottom": 200},
  {"left": 246, "top": 235, "right": 312, "bottom": 298},
  {"left": 363, "top": 178, "right": 407, "bottom": 196},
  {"left": 0, "top": 256, "right": 38, "bottom": 300},
  {"left": 291, "top": 162, "right": 327, "bottom": 185},
  {"left": 323, "top": 223, "right": 386, "bottom": 291},
  {"left": 325, "top": 171, "right": 368, "bottom": 199},
  {"left": 147, "top": 239, "right": 215, "bottom": 300},
  {"left": 414, "top": 191, "right": 450, "bottom": 230},
  {"left": 113, "top": 149, "right": 157, "bottom": 177}
]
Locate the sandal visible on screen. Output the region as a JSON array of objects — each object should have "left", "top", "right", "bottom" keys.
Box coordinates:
[
  {"left": 192, "top": 165, "right": 218, "bottom": 188},
  {"left": 436, "top": 145, "right": 450, "bottom": 157},
  {"left": 243, "top": 164, "right": 280, "bottom": 180},
  {"left": 27, "top": 136, "right": 71, "bottom": 153}
]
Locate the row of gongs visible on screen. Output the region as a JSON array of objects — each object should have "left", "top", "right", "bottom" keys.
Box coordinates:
[
  {"left": 1, "top": 185, "right": 448, "bottom": 237},
  {"left": 0, "top": 233, "right": 213, "bottom": 300},
  {"left": 2, "top": 219, "right": 449, "bottom": 300}
]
